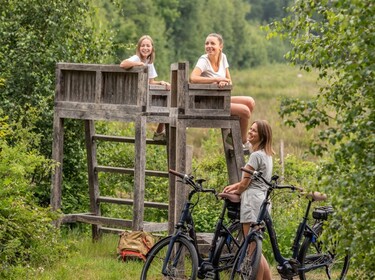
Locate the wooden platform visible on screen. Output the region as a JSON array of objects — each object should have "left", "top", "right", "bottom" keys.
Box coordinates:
[{"left": 51, "top": 61, "right": 246, "bottom": 240}]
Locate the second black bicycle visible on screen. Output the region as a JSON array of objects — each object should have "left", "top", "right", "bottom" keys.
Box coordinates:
[{"left": 140, "top": 169, "right": 243, "bottom": 280}]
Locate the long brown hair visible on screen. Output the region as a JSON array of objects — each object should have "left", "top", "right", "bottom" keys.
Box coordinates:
[
  {"left": 206, "top": 33, "right": 223, "bottom": 66},
  {"left": 136, "top": 35, "right": 155, "bottom": 63},
  {"left": 253, "top": 120, "right": 275, "bottom": 156}
]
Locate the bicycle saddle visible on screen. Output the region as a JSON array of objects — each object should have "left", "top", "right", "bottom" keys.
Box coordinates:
[{"left": 218, "top": 193, "right": 241, "bottom": 203}]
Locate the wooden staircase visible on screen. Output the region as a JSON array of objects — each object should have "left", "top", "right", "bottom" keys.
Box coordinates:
[{"left": 51, "top": 62, "right": 245, "bottom": 240}]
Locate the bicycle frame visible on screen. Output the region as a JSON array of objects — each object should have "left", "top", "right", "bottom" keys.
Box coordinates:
[
  {"left": 161, "top": 180, "right": 241, "bottom": 276},
  {"left": 237, "top": 180, "right": 330, "bottom": 277}
]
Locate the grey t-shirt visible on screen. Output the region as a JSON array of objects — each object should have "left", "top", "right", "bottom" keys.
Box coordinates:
[{"left": 247, "top": 149, "right": 273, "bottom": 191}]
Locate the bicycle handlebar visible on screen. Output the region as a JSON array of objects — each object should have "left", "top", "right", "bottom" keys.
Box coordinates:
[
  {"left": 241, "top": 167, "right": 304, "bottom": 192},
  {"left": 169, "top": 169, "right": 218, "bottom": 197},
  {"left": 240, "top": 167, "right": 327, "bottom": 201},
  {"left": 169, "top": 169, "right": 189, "bottom": 181}
]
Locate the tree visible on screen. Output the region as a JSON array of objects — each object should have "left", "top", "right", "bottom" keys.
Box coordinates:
[
  {"left": 95, "top": 0, "right": 176, "bottom": 78},
  {"left": 269, "top": 0, "right": 374, "bottom": 278},
  {"left": 0, "top": 0, "right": 115, "bottom": 207},
  {"left": 246, "top": 0, "right": 292, "bottom": 22}
]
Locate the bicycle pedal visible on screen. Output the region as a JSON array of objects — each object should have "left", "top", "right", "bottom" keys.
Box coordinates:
[{"left": 203, "top": 271, "right": 216, "bottom": 279}]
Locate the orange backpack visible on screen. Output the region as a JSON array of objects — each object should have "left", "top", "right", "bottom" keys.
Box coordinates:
[{"left": 117, "top": 231, "right": 155, "bottom": 261}]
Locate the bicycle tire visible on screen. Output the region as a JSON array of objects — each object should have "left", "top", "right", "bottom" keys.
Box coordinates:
[
  {"left": 140, "top": 235, "right": 199, "bottom": 280},
  {"left": 230, "top": 234, "right": 262, "bottom": 280},
  {"left": 298, "top": 223, "right": 350, "bottom": 280},
  {"left": 208, "top": 221, "right": 243, "bottom": 279}
]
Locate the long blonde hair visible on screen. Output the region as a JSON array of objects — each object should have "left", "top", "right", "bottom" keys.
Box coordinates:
[
  {"left": 253, "top": 120, "right": 275, "bottom": 156},
  {"left": 136, "top": 35, "right": 155, "bottom": 63}
]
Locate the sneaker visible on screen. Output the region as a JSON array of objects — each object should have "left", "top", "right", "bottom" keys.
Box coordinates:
[
  {"left": 225, "top": 133, "right": 233, "bottom": 146},
  {"left": 225, "top": 133, "right": 234, "bottom": 149},
  {"left": 153, "top": 131, "right": 166, "bottom": 141},
  {"left": 242, "top": 141, "right": 251, "bottom": 151}
]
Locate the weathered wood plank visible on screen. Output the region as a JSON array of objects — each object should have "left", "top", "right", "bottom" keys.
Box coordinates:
[
  {"left": 133, "top": 116, "right": 147, "bottom": 231},
  {"left": 143, "top": 222, "right": 169, "bottom": 232},
  {"left": 92, "top": 134, "right": 168, "bottom": 145},
  {"left": 57, "top": 63, "right": 146, "bottom": 73},
  {"left": 95, "top": 166, "right": 169, "bottom": 177},
  {"left": 148, "top": 84, "right": 170, "bottom": 113},
  {"left": 63, "top": 214, "right": 133, "bottom": 228},
  {"left": 97, "top": 196, "right": 169, "bottom": 209},
  {"left": 84, "top": 120, "right": 101, "bottom": 239},
  {"left": 51, "top": 112, "right": 64, "bottom": 211}
]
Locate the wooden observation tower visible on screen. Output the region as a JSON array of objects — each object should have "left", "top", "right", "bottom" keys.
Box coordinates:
[{"left": 51, "top": 61, "right": 246, "bottom": 239}]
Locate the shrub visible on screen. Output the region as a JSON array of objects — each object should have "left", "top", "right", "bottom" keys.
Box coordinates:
[{"left": 0, "top": 112, "right": 73, "bottom": 278}]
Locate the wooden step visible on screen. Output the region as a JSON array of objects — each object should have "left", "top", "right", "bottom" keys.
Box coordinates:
[
  {"left": 95, "top": 166, "right": 169, "bottom": 177},
  {"left": 93, "top": 134, "right": 167, "bottom": 145},
  {"left": 97, "top": 196, "right": 168, "bottom": 210}
]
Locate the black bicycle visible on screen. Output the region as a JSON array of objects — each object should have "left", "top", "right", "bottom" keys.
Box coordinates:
[
  {"left": 140, "top": 169, "right": 243, "bottom": 280},
  {"left": 231, "top": 167, "right": 350, "bottom": 280}
]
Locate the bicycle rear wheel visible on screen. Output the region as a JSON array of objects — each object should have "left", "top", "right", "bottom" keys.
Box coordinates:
[
  {"left": 230, "top": 234, "right": 262, "bottom": 280},
  {"left": 212, "top": 221, "right": 243, "bottom": 279},
  {"left": 140, "top": 236, "right": 199, "bottom": 280},
  {"left": 298, "top": 223, "right": 350, "bottom": 280}
]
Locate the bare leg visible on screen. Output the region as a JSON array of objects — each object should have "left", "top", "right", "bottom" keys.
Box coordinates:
[
  {"left": 230, "top": 96, "right": 255, "bottom": 144},
  {"left": 256, "top": 254, "right": 272, "bottom": 280},
  {"left": 231, "top": 96, "right": 255, "bottom": 113},
  {"left": 243, "top": 223, "right": 271, "bottom": 280},
  {"left": 230, "top": 103, "right": 250, "bottom": 144},
  {"left": 156, "top": 123, "right": 165, "bottom": 133}
]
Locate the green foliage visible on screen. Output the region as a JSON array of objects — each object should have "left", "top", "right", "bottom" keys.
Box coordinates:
[
  {"left": 0, "top": 0, "right": 114, "bottom": 117},
  {"left": 269, "top": 0, "right": 375, "bottom": 277},
  {"left": 263, "top": 155, "right": 318, "bottom": 261},
  {"left": 246, "top": 0, "right": 292, "bottom": 22},
  {"left": 0, "top": 113, "right": 73, "bottom": 278},
  {"left": 0, "top": 0, "right": 116, "bottom": 210},
  {"left": 96, "top": 0, "right": 290, "bottom": 78},
  {"left": 191, "top": 154, "right": 229, "bottom": 232}
]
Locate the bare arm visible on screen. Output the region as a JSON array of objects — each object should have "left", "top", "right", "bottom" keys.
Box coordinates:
[
  {"left": 225, "top": 68, "right": 232, "bottom": 84},
  {"left": 120, "top": 59, "right": 144, "bottom": 69},
  {"left": 190, "top": 67, "right": 231, "bottom": 89},
  {"left": 190, "top": 67, "right": 230, "bottom": 84},
  {"left": 149, "top": 78, "right": 171, "bottom": 90},
  {"left": 223, "top": 164, "right": 253, "bottom": 194}
]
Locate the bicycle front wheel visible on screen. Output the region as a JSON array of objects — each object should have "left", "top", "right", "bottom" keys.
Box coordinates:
[
  {"left": 230, "top": 234, "right": 262, "bottom": 280},
  {"left": 212, "top": 221, "right": 243, "bottom": 279},
  {"left": 140, "top": 236, "right": 199, "bottom": 280},
  {"left": 298, "top": 223, "right": 350, "bottom": 280}
]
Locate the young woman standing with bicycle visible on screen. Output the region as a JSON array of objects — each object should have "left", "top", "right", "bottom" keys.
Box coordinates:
[{"left": 223, "top": 119, "right": 274, "bottom": 280}]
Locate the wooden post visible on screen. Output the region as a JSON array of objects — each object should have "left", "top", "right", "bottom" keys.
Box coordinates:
[
  {"left": 133, "top": 115, "right": 147, "bottom": 230},
  {"left": 51, "top": 111, "right": 64, "bottom": 211},
  {"left": 168, "top": 124, "right": 177, "bottom": 234},
  {"left": 84, "top": 120, "right": 101, "bottom": 240}
]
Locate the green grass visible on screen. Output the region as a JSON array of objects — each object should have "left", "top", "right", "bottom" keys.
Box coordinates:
[
  {"left": 32, "top": 234, "right": 143, "bottom": 280},
  {"left": 185, "top": 63, "right": 321, "bottom": 160},
  {"left": 33, "top": 232, "right": 349, "bottom": 280}
]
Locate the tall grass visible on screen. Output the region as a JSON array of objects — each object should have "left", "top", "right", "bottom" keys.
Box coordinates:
[
  {"left": 187, "top": 63, "right": 321, "bottom": 159},
  {"left": 33, "top": 232, "right": 286, "bottom": 279},
  {"left": 33, "top": 233, "right": 143, "bottom": 280},
  {"left": 233, "top": 63, "right": 321, "bottom": 159}
]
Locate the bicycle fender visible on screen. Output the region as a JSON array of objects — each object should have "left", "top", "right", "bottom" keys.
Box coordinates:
[{"left": 144, "top": 234, "right": 194, "bottom": 257}]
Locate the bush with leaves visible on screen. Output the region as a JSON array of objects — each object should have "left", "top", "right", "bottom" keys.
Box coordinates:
[
  {"left": 268, "top": 0, "right": 375, "bottom": 277},
  {"left": 0, "top": 0, "right": 115, "bottom": 211},
  {"left": 0, "top": 112, "right": 73, "bottom": 278}
]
